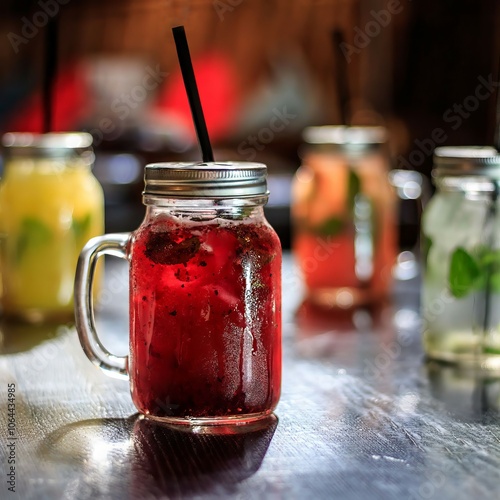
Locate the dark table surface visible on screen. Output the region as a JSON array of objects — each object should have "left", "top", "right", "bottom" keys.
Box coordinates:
[{"left": 1, "top": 254, "right": 500, "bottom": 500}]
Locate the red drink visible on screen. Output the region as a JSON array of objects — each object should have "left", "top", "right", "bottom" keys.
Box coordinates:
[
  {"left": 75, "top": 161, "right": 281, "bottom": 426},
  {"left": 129, "top": 212, "right": 282, "bottom": 421}
]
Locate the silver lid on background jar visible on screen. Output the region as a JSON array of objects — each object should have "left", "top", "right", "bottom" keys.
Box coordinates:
[
  {"left": 1, "top": 132, "right": 94, "bottom": 160},
  {"left": 302, "top": 125, "right": 387, "bottom": 152},
  {"left": 143, "top": 162, "right": 268, "bottom": 199},
  {"left": 433, "top": 146, "right": 500, "bottom": 178}
]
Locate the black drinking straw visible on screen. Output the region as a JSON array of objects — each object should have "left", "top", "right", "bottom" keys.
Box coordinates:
[
  {"left": 332, "top": 29, "right": 350, "bottom": 125},
  {"left": 172, "top": 26, "right": 214, "bottom": 162},
  {"left": 43, "top": 16, "right": 58, "bottom": 133}
]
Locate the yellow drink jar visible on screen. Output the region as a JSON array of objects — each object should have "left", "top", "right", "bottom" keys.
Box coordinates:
[{"left": 0, "top": 132, "right": 104, "bottom": 322}]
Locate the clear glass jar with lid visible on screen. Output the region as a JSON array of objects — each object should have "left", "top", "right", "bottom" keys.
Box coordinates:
[
  {"left": 291, "top": 126, "right": 398, "bottom": 308},
  {"left": 75, "top": 161, "right": 282, "bottom": 425},
  {"left": 422, "top": 146, "right": 500, "bottom": 369},
  {"left": 0, "top": 132, "right": 104, "bottom": 322}
]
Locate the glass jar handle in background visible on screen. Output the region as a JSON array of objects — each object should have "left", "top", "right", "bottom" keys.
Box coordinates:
[
  {"left": 388, "top": 169, "right": 431, "bottom": 280},
  {"left": 74, "top": 233, "right": 130, "bottom": 379}
]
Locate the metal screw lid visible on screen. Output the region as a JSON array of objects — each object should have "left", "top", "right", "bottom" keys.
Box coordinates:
[
  {"left": 143, "top": 162, "right": 268, "bottom": 199},
  {"left": 303, "top": 126, "right": 387, "bottom": 149},
  {"left": 433, "top": 146, "right": 500, "bottom": 178},
  {"left": 1, "top": 132, "right": 94, "bottom": 160}
]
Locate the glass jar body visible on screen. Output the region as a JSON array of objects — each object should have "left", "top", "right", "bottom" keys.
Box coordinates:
[
  {"left": 0, "top": 154, "right": 104, "bottom": 322},
  {"left": 128, "top": 199, "right": 282, "bottom": 422},
  {"left": 291, "top": 146, "right": 398, "bottom": 308},
  {"left": 422, "top": 176, "right": 500, "bottom": 369}
]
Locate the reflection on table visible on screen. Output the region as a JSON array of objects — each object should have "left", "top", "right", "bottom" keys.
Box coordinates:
[{"left": 1, "top": 257, "right": 500, "bottom": 499}]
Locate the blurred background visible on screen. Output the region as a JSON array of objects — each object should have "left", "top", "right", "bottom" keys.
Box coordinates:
[{"left": 0, "top": 0, "right": 499, "bottom": 248}]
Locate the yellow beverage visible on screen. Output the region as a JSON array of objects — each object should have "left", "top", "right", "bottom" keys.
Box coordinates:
[{"left": 0, "top": 133, "right": 104, "bottom": 322}]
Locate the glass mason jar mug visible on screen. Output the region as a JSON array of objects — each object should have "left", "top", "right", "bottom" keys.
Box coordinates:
[
  {"left": 0, "top": 133, "right": 104, "bottom": 322},
  {"left": 422, "top": 147, "right": 500, "bottom": 370},
  {"left": 75, "top": 162, "right": 282, "bottom": 426},
  {"left": 291, "top": 126, "right": 400, "bottom": 308}
]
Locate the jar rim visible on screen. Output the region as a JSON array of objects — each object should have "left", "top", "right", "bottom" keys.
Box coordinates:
[
  {"left": 143, "top": 161, "right": 269, "bottom": 199},
  {"left": 302, "top": 125, "right": 387, "bottom": 146},
  {"left": 433, "top": 146, "right": 500, "bottom": 178},
  {"left": 1, "top": 132, "right": 94, "bottom": 159}
]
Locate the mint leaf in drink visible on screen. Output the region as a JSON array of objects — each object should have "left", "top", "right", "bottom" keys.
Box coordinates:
[
  {"left": 447, "top": 246, "right": 500, "bottom": 297},
  {"left": 300, "top": 168, "right": 363, "bottom": 238},
  {"left": 478, "top": 248, "right": 500, "bottom": 266},
  {"left": 315, "top": 217, "right": 344, "bottom": 237},
  {"left": 490, "top": 273, "right": 500, "bottom": 294},
  {"left": 422, "top": 235, "right": 432, "bottom": 263},
  {"left": 15, "top": 218, "right": 52, "bottom": 263},
  {"left": 483, "top": 345, "right": 500, "bottom": 355},
  {"left": 448, "top": 247, "right": 481, "bottom": 298},
  {"left": 72, "top": 213, "right": 92, "bottom": 241},
  {"left": 347, "top": 168, "right": 361, "bottom": 209},
  {"left": 477, "top": 248, "right": 500, "bottom": 293}
]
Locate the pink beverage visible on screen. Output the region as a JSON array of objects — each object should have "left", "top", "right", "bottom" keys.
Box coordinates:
[
  {"left": 75, "top": 162, "right": 282, "bottom": 426},
  {"left": 292, "top": 126, "right": 397, "bottom": 308}
]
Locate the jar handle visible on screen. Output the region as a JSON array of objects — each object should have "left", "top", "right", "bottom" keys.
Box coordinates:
[
  {"left": 388, "top": 170, "right": 431, "bottom": 280},
  {"left": 74, "top": 233, "right": 130, "bottom": 380}
]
